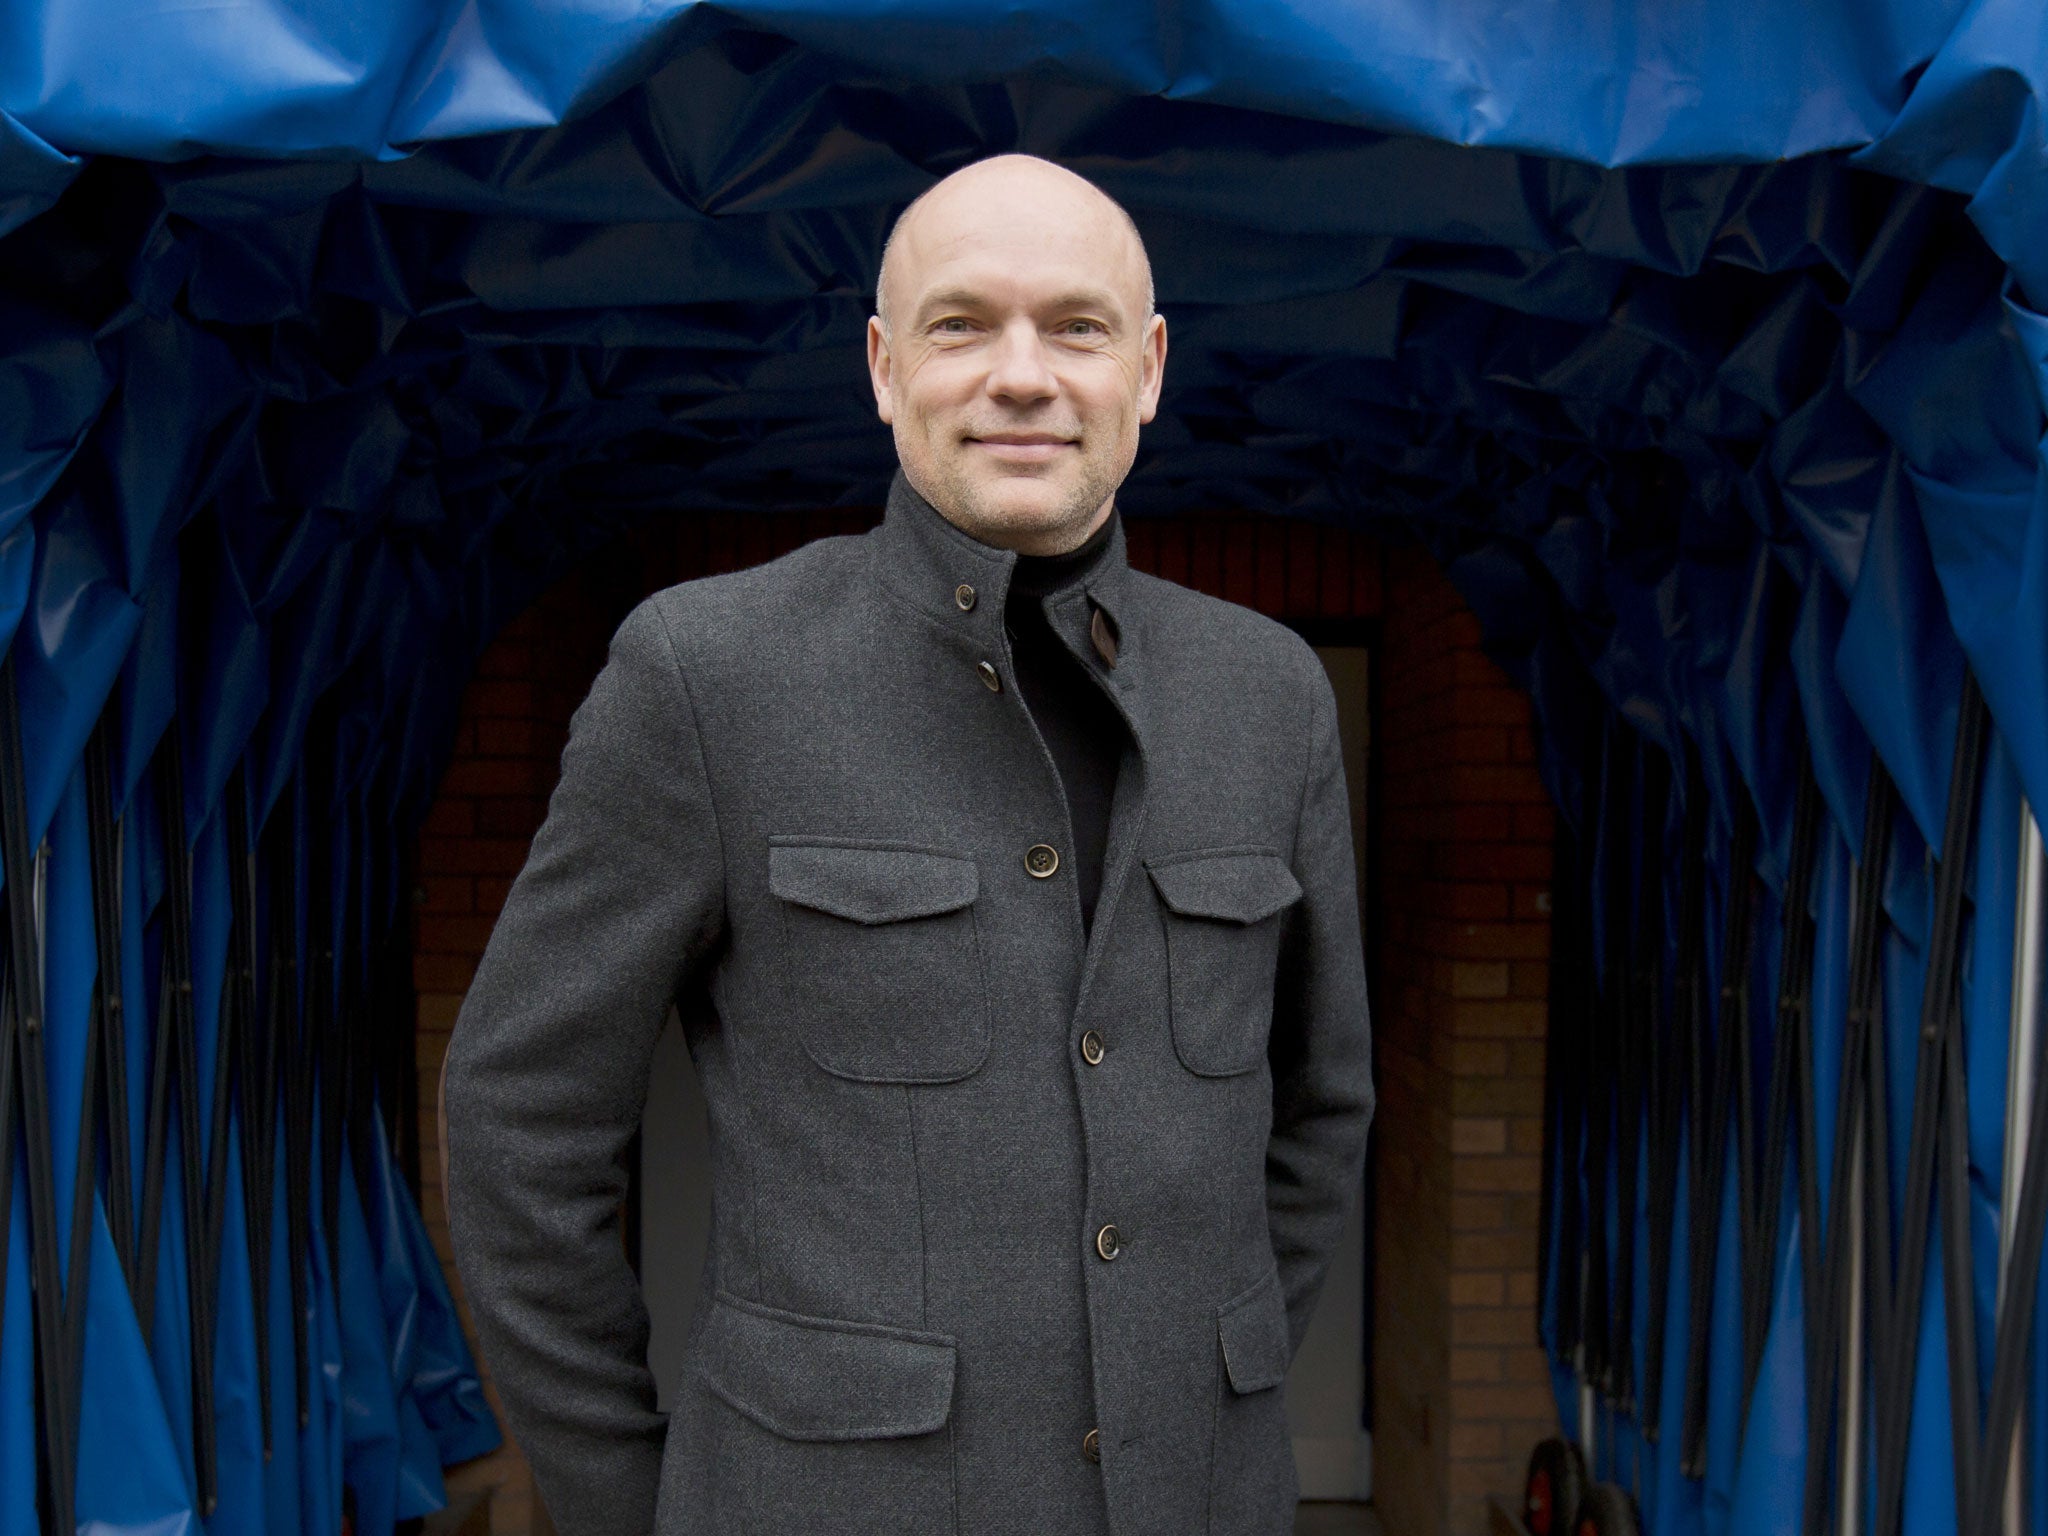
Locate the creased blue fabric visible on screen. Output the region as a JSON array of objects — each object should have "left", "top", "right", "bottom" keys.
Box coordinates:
[{"left": 5, "top": 5, "right": 2048, "bottom": 1531}]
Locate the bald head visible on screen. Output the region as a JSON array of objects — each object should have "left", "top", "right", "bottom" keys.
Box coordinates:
[
  {"left": 865, "top": 151, "right": 1168, "bottom": 555},
  {"left": 875, "top": 154, "right": 1154, "bottom": 337}
]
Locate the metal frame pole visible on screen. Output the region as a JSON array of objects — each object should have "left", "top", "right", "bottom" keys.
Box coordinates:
[
  {"left": 1995, "top": 801, "right": 2042, "bottom": 1536},
  {"left": 1839, "top": 1125, "right": 1866, "bottom": 1536},
  {"left": 0, "top": 655, "right": 78, "bottom": 1535}
]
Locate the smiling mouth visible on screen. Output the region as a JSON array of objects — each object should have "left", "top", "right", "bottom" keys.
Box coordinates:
[{"left": 966, "top": 435, "right": 1077, "bottom": 460}]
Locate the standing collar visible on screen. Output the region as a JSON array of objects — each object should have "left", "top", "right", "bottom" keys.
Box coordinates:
[
  {"left": 1010, "top": 503, "right": 1118, "bottom": 600},
  {"left": 871, "top": 467, "right": 1136, "bottom": 670}
]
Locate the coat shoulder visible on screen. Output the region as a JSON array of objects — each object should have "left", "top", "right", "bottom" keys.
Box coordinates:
[
  {"left": 1125, "top": 568, "right": 1326, "bottom": 691},
  {"left": 629, "top": 531, "right": 866, "bottom": 664}
]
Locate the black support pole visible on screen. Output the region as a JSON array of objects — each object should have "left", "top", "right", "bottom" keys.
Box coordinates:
[
  {"left": 223, "top": 766, "right": 275, "bottom": 1456},
  {"left": 1680, "top": 790, "right": 1759, "bottom": 1476},
  {"left": 270, "top": 775, "right": 311, "bottom": 1429},
  {"left": 0, "top": 652, "right": 78, "bottom": 1536},
  {"left": 1644, "top": 752, "right": 1706, "bottom": 1447},
  {"left": 1800, "top": 755, "right": 1893, "bottom": 1536},
  {"left": 151, "top": 730, "right": 219, "bottom": 1516},
  {"left": 1871, "top": 673, "right": 1990, "bottom": 1536},
  {"left": 1745, "top": 758, "right": 1823, "bottom": 1410}
]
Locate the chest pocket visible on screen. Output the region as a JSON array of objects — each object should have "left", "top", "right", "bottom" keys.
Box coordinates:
[
  {"left": 1144, "top": 846, "right": 1304, "bottom": 1077},
  {"left": 767, "top": 837, "right": 991, "bottom": 1084}
]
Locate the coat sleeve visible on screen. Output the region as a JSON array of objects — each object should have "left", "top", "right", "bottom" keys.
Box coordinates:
[
  {"left": 1267, "top": 650, "right": 1376, "bottom": 1358},
  {"left": 442, "top": 594, "right": 726, "bottom": 1536}
]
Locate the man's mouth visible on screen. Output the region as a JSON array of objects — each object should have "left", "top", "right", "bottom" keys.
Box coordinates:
[{"left": 965, "top": 433, "right": 1077, "bottom": 462}]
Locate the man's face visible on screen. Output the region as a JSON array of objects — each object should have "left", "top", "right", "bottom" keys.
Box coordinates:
[{"left": 867, "top": 159, "right": 1168, "bottom": 556}]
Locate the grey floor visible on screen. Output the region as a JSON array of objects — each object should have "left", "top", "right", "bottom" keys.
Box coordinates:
[{"left": 1295, "top": 1504, "right": 1383, "bottom": 1535}]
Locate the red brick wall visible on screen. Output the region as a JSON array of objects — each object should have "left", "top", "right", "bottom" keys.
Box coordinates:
[
  {"left": 410, "top": 511, "right": 1553, "bottom": 1534},
  {"left": 1371, "top": 543, "right": 1557, "bottom": 1536}
]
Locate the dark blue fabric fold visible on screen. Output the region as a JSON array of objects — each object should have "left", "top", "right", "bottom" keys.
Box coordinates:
[{"left": 5, "top": 6, "right": 2048, "bottom": 1531}]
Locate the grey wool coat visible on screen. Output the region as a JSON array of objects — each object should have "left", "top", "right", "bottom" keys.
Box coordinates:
[{"left": 442, "top": 468, "right": 1376, "bottom": 1536}]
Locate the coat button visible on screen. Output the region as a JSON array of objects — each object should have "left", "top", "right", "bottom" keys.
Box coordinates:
[
  {"left": 1095, "top": 1223, "right": 1122, "bottom": 1261},
  {"left": 1025, "top": 843, "right": 1060, "bottom": 878},
  {"left": 1082, "top": 1427, "right": 1102, "bottom": 1464},
  {"left": 977, "top": 660, "right": 1001, "bottom": 691},
  {"left": 1079, "top": 1029, "right": 1104, "bottom": 1066},
  {"left": 955, "top": 583, "right": 977, "bottom": 610}
]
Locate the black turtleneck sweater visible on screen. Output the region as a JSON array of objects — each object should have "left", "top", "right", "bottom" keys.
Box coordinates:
[{"left": 1004, "top": 512, "right": 1128, "bottom": 935}]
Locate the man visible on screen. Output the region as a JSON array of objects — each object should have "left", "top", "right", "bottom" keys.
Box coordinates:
[{"left": 442, "top": 153, "right": 1375, "bottom": 1536}]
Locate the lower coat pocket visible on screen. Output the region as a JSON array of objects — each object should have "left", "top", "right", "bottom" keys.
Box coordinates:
[
  {"left": 688, "top": 1290, "right": 958, "bottom": 1534},
  {"left": 1209, "top": 1267, "right": 1298, "bottom": 1534},
  {"left": 1216, "top": 1266, "right": 1291, "bottom": 1394},
  {"left": 697, "top": 1289, "right": 958, "bottom": 1440}
]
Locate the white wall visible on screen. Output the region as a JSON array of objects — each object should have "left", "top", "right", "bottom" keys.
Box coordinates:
[{"left": 1286, "top": 644, "right": 1373, "bottom": 1501}]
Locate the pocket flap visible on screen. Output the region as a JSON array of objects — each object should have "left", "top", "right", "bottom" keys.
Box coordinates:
[
  {"left": 697, "top": 1291, "right": 958, "bottom": 1441},
  {"left": 1216, "top": 1268, "right": 1290, "bottom": 1394},
  {"left": 1145, "top": 848, "right": 1302, "bottom": 924},
  {"left": 768, "top": 840, "right": 978, "bottom": 924}
]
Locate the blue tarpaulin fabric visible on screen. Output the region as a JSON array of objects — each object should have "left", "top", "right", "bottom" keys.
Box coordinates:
[
  {"left": 2, "top": 1161, "right": 36, "bottom": 1531},
  {"left": 44, "top": 768, "right": 194, "bottom": 1535},
  {"left": 4, "top": 3, "right": 2048, "bottom": 1532},
  {"left": 301, "top": 1100, "right": 347, "bottom": 1536},
  {"left": 335, "top": 1147, "right": 412, "bottom": 1536},
  {"left": 261, "top": 1132, "right": 302, "bottom": 1536}
]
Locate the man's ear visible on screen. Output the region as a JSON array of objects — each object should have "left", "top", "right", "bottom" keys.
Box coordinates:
[
  {"left": 1137, "top": 312, "right": 1168, "bottom": 425},
  {"left": 867, "top": 316, "right": 895, "bottom": 425}
]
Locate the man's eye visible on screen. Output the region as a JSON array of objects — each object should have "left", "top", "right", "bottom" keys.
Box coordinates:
[
  {"left": 1063, "top": 320, "right": 1103, "bottom": 336},
  {"left": 936, "top": 318, "right": 973, "bottom": 333}
]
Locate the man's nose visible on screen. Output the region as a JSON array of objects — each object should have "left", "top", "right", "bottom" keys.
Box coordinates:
[{"left": 983, "top": 320, "right": 1058, "bottom": 403}]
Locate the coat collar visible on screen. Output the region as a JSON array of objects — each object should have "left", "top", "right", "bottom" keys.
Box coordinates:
[
  {"left": 870, "top": 466, "right": 1154, "bottom": 1006},
  {"left": 871, "top": 466, "right": 1136, "bottom": 684}
]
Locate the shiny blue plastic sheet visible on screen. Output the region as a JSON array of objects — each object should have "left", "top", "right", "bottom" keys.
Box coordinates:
[
  {"left": 301, "top": 1099, "right": 347, "bottom": 1536},
  {"left": 335, "top": 1147, "right": 412, "bottom": 1536},
  {"left": 43, "top": 768, "right": 193, "bottom": 1535},
  {"left": 2, "top": 1158, "right": 34, "bottom": 1531},
  {"left": 5, "top": 3, "right": 2048, "bottom": 1532}
]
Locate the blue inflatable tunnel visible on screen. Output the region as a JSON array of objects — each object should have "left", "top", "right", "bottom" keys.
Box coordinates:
[{"left": 5, "top": 4, "right": 2048, "bottom": 1534}]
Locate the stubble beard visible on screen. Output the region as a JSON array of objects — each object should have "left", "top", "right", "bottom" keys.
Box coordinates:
[{"left": 922, "top": 439, "right": 1128, "bottom": 554}]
